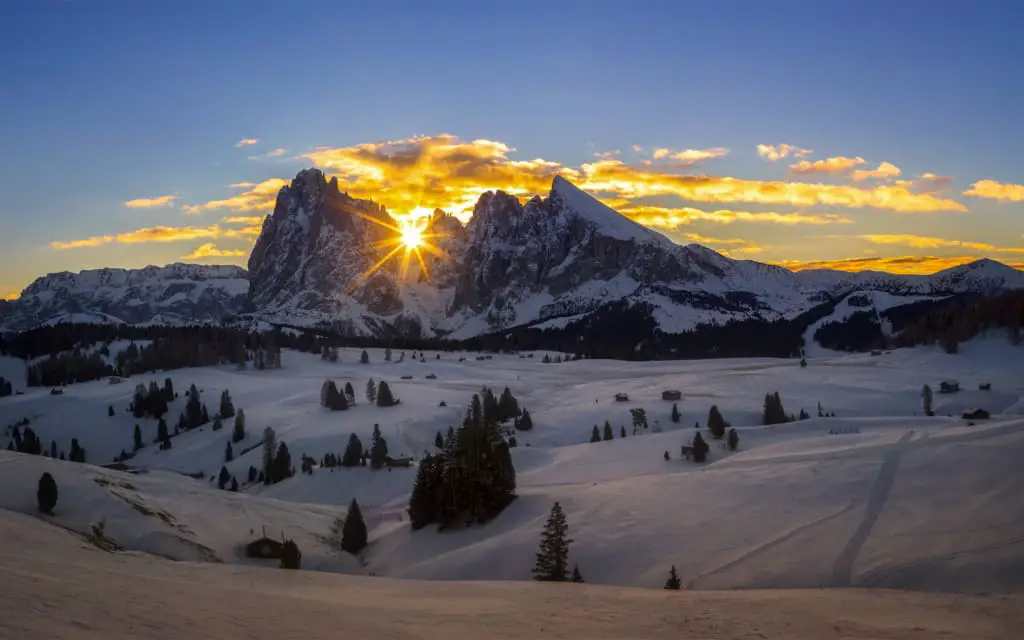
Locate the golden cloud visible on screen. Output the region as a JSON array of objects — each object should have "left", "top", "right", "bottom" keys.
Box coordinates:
[
  {"left": 616, "top": 204, "right": 852, "bottom": 227},
  {"left": 963, "top": 179, "right": 1024, "bottom": 202},
  {"left": 854, "top": 234, "right": 1024, "bottom": 253},
  {"left": 776, "top": 255, "right": 1024, "bottom": 275},
  {"left": 2, "top": 292, "right": 19, "bottom": 301},
  {"left": 235, "top": 138, "right": 259, "bottom": 147},
  {"left": 123, "top": 195, "right": 177, "bottom": 208},
  {"left": 659, "top": 147, "right": 730, "bottom": 164},
  {"left": 788, "top": 156, "right": 865, "bottom": 175},
  {"left": 182, "top": 243, "right": 247, "bottom": 260},
  {"left": 681, "top": 233, "right": 763, "bottom": 255},
  {"left": 182, "top": 178, "right": 289, "bottom": 214},
  {"left": 850, "top": 161, "right": 902, "bottom": 182},
  {"left": 52, "top": 224, "right": 231, "bottom": 250},
  {"left": 757, "top": 143, "right": 812, "bottom": 161}
]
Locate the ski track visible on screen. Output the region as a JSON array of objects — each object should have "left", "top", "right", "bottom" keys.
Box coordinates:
[{"left": 830, "top": 430, "right": 915, "bottom": 587}]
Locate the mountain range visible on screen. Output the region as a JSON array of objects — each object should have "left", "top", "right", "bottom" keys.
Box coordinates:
[{"left": 3, "top": 169, "right": 1023, "bottom": 340}]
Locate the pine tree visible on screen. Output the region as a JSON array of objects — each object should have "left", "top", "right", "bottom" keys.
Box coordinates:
[
  {"left": 218, "top": 466, "right": 230, "bottom": 490},
  {"left": 572, "top": 564, "right": 584, "bottom": 583},
  {"left": 272, "top": 441, "right": 292, "bottom": 483},
  {"left": 341, "top": 498, "right": 368, "bottom": 554},
  {"left": 671, "top": 403, "right": 681, "bottom": 423},
  {"left": 497, "top": 387, "right": 520, "bottom": 422},
  {"left": 163, "top": 378, "right": 174, "bottom": 403},
  {"left": 342, "top": 433, "right": 363, "bottom": 467},
  {"left": 230, "top": 477, "right": 238, "bottom": 492},
  {"left": 533, "top": 502, "right": 573, "bottom": 582},
  {"left": 664, "top": 565, "right": 681, "bottom": 589},
  {"left": 360, "top": 350, "right": 369, "bottom": 364},
  {"left": 177, "top": 412, "right": 187, "bottom": 433},
  {"left": 108, "top": 405, "right": 115, "bottom": 417},
  {"left": 280, "top": 540, "right": 301, "bottom": 570},
  {"left": 376, "top": 381, "right": 398, "bottom": 407},
  {"left": 37, "top": 472, "right": 57, "bottom": 514},
  {"left": 224, "top": 440, "right": 233, "bottom": 463},
  {"left": 133, "top": 424, "right": 143, "bottom": 451},
  {"left": 344, "top": 381, "right": 356, "bottom": 404},
  {"left": 763, "top": 392, "right": 789, "bottom": 425},
  {"left": 232, "top": 410, "right": 246, "bottom": 443},
  {"left": 726, "top": 428, "right": 739, "bottom": 451},
  {"left": 590, "top": 425, "right": 601, "bottom": 443},
  {"left": 516, "top": 408, "right": 533, "bottom": 431},
  {"left": 798, "top": 408, "right": 810, "bottom": 420},
  {"left": 620, "top": 425, "right": 627, "bottom": 438},
  {"left": 201, "top": 403, "right": 210, "bottom": 425},
  {"left": 434, "top": 431, "right": 444, "bottom": 449},
  {"left": 366, "top": 378, "right": 376, "bottom": 403},
  {"left": 602, "top": 421, "right": 613, "bottom": 441},
  {"left": 407, "top": 454, "right": 438, "bottom": 530},
  {"left": 262, "top": 427, "right": 276, "bottom": 485},
  {"left": 707, "top": 405, "right": 726, "bottom": 438},
  {"left": 922, "top": 384, "right": 933, "bottom": 416},
  {"left": 50, "top": 440, "right": 57, "bottom": 458},
  {"left": 384, "top": 348, "right": 392, "bottom": 362},
  {"left": 692, "top": 432, "right": 709, "bottom": 463},
  {"left": 630, "top": 408, "right": 647, "bottom": 432},
  {"left": 186, "top": 384, "right": 202, "bottom": 428},
  {"left": 157, "top": 418, "right": 171, "bottom": 450},
  {"left": 212, "top": 415, "right": 223, "bottom": 431},
  {"left": 219, "top": 389, "right": 235, "bottom": 419},
  {"left": 370, "top": 424, "right": 388, "bottom": 469}
]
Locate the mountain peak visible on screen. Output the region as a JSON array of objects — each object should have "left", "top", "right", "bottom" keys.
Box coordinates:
[{"left": 547, "top": 175, "right": 668, "bottom": 245}]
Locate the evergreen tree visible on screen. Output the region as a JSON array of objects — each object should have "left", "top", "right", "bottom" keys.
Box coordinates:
[
  {"left": 219, "top": 389, "right": 235, "bottom": 419},
  {"left": 201, "top": 403, "right": 209, "bottom": 425},
  {"left": 763, "top": 392, "right": 789, "bottom": 425},
  {"left": 384, "top": 348, "right": 392, "bottom": 362},
  {"left": 664, "top": 565, "right": 681, "bottom": 590},
  {"left": 664, "top": 450, "right": 670, "bottom": 461},
  {"left": 602, "top": 421, "right": 613, "bottom": 441},
  {"left": 344, "top": 381, "right": 356, "bottom": 404},
  {"left": 108, "top": 405, "right": 115, "bottom": 417},
  {"left": 370, "top": 424, "right": 388, "bottom": 469},
  {"left": 629, "top": 408, "right": 648, "bottom": 432},
  {"left": 224, "top": 440, "right": 233, "bottom": 463},
  {"left": 50, "top": 440, "right": 57, "bottom": 458},
  {"left": 516, "top": 408, "right": 533, "bottom": 431},
  {"left": 157, "top": 418, "right": 171, "bottom": 450},
  {"left": 37, "top": 472, "right": 57, "bottom": 514},
  {"left": 497, "top": 387, "right": 520, "bottom": 422},
  {"left": 232, "top": 410, "right": 246, "bottom": 443},
  {"left": 272, "top": 441, "right": 292, "bottom": 483},
  {"left": 342, "top": 433, "right": 363, "bottom": 467},
  {"left": 133, "top": 424, "right": 143, "bottom": 451},
  {"left": 262, "top": 427, "right": 276, "bottom": 485},
  {"left": 707, "top": 405, "right": 726, "bottom": 438},
  {"left": 798, "top": 409, "right": 810, "bottom": 420},
  {"left": 671, "top": 403, "right": 681, "bottom": 423},
  {"left": 691, "top": 432, "right": 709, "bottom": 463},
  {"left": 186, "top": 384, "right": 202, "bottom": 428},
  {"left": 163, "top": 378, "right": 174, "bottom": 403},
  {"left": 726, "top": 428, "right": 739, "bottom": 451},
  {"left": 620, "top": 425, "right": 627, "bottom": 438},
  {"left": 218, "top": 466, "right": 230, "bottom": 490},
  {"left": 177, "top": 412, "right": 187, "bottom": 432},
  {"left": 572, "top": 564, "right": 584, "bottom": 583},
  {"left": 366, "top": 378, "right": 376, "bottom": 403},
  {"left": 376, "top": 381, "right": 398, "bottom": 407},
  {"left": 360, "top": 350, "right": 369, "bottom": 364},
  {"left": 69, "top": 438, "right": 85, "bottom": 463},
  {"left": 230, "top": 477, "right": 238, "bottom": 491},
  {"left": 212, "top": 415, "right": 223, "bottom": 431},
  {"left": 481, "top": 387, "right": 499, "bottom": 422},
  {"left": 280, "top": 540, "right": 301, "bottom": 570},
  {"left": 434, "top": 431, "right": 444, "bottom": 449},
  {"left": 341, "top": 498, "right": 368, "bottom": 554},
  {"left": 922, "top": 384, "right": 933, "bottom": 416},
  {"left": 590, "top": 425, "right": 601, "bottom": 443},
  {"left": 533, "top": 502, "right": 573, "bottom": 582}
]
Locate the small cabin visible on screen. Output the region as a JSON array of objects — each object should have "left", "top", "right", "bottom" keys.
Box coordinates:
[
  {"left": 962, "top": 408, "right": 990, "bottom": 420},
  {"left": 662, "top": 390, "right": 682, "bottom": 401},
  {"left": 108, "top": 376, "right": 123, "bottom": 385},
  {"left": 246, "top": 537, "right": 284, "bottom": 560},
  {"left": 400, "top": 375, "right": 413, "bottom": 380},
  {"left": 939, "top": 380, "right": 960, "bottom": 394},
  {"left": 387, "top": 457, "right": 413, "bottom": 468},
  {"left": 614, "top": 393, "right": 629, "bottom": 402},
  {"left": 979, "top": 382, "right": 991, "bottom": 391},
  {"left": 425, "top": 373, "right": 437, "bottom": 380},
  {"left": 49, "top": 388, "right": 63, "bottom": 395}
]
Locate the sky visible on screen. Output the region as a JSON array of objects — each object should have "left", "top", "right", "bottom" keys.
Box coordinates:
[{"left": 1, "top": 0, "right": 1022, "bottom": 299}]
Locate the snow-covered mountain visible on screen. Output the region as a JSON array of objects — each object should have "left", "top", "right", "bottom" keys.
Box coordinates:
[
  {"left": 5, "top": 169, "right": 1024, "bottom": 338},
  {"left": 0, "top": 264, "right": 249, "bottom": 332}
]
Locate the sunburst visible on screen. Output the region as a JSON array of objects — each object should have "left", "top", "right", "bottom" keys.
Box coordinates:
[{"left": 345, "top": 214, "right": 450, "bottom": 294}]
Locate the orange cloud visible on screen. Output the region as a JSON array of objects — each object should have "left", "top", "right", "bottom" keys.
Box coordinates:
[
  {"left": 681, "top": 233, "right": 763, "bottom": 255},
  {"left": 851, "top": 233, "right": 1024, "bottom": 253},
  {"left": 963, "top": 179, "right": 1024, "bottom": 202},
  {"left": 850, "top": 161, "right": 902, "bottom": 182},
  {"left": 52, "top": 224, "right": 227, "bottom": 250},
  {"left": 788, "top": 156, "right": 865, "bottom": 175},
  {"left": 776, "top": 255, "right": 1024, "bottom": 275},
  {"left": 235, "top": 138, "right": 259, "bottom": 147},
  {"left": 617, "top": 204, "right": 851, "bottom": 228},
  {"left": 757, "top": 143, "right": 812, "bottom": 161},
  {"left": 182, "top": 178, "right": 289, "bottom": 214},
  {"left": 182, "top": 243, "right": 246, "bottom": 260},
  {"left": 2, "top": 292, "right": 19, "bottom": 301},
  {"left": 123, "top": 195, "right": 177, "bottom": 208}
]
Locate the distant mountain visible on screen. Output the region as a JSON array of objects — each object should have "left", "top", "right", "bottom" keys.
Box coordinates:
[
  {"left": 0, "top": 264, "right": 249, "bottom": 332},
  {"left": 5, "top": 169, "right": 1024, "bottom": 348}
]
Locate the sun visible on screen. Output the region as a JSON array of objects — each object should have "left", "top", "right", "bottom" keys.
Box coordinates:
[{"left": 400, "top": 220, "right": 424, "bottom": 249}]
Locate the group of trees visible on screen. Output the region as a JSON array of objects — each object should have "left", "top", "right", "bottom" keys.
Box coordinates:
[
  {"left": 6, "top": 423, "right": 84, "bottom": 463},
  {"left": 0, "top": 376, "right": 13, "bottom": 397},
  {"left": 408, "top": 390, "right": 517, "bottom": 530},
  {"left": 321, "top": 380, "right": 354, "bottom": 410},
  {"left": 320, "top": 426, "right": 389, "bottom": 470},
  {"left": 261, "top": 427, "right": 293, "bottom": 485},
  {"left": 762, "top": 392, "right": 790, "bottom": 426},
  {"left": 589, "top": 421, "right": 624, "bottom": 443}
]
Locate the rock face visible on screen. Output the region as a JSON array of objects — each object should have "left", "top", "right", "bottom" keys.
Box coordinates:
[{"left": 0, "top": 264, "right": 249, "bottom": 331}]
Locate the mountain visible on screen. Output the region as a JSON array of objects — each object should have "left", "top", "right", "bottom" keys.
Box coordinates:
[
  {"left": 6, "top": 169, "right": 1024, "bottom": 348},
  {"left": 0, "top": 264, "right": 249, "bottom": 332}
]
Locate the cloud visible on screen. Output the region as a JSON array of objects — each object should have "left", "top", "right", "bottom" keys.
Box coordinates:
[
  {"left": 52, "top": 224, "right": 231, "bottom": 250},
  {"left": 2, "top": 292, "right": 18, "bottom": 301},
  {"left": 680, "top": 233, "right": 763, "bottom": 255},
  {"left": 123, "top": 195, "right": 178, "bottom": 208},
  {"left": 593, "top": 150, "right": 621, "bottom": 160},
  {"left": 788, "top": 156, "right": 865, "bottom": 175},
  {"left": 757, "top": 143, "right": 813, "bottom": 161},
  {"left": 850, "top": 161, "right": 902, "bottom": 182},
  {"left": 182, "top": 179, "right": 289, "bottom": 214},
  {"left": 182, "top": 243, "right": 247, "bottom": 260},
  {"left": 963, "top": 179, "right": 1024, "bottom": 202},
  {"left": 653, "top": 147, "right": 729, "bottom": 165},
  {"left": 249, "top": 148, "right": 288, "bottom": 160},
  {"left": 682, "top": 233, "right": 749, "bottom": 246},
  {"left": 235, "top": 138, "right": 259, "bottom": 147},
  {"left": 854, "top": 233, "right": 1024, "bottom": 253},
  {"left": 776, "top": 255, "right": 1024, "bottom": 275},
  {"left": 616, "top": 204, "right": 852, "bottom": 228}
]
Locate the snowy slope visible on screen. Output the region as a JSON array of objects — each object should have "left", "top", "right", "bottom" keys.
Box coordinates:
[{"left": 2, "top": 338, "right": 1023, "bottom": 593}]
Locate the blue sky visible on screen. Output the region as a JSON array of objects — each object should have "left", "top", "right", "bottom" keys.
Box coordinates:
[{"left": 1, "top": 0, "right": 1022, "bottom": 298}]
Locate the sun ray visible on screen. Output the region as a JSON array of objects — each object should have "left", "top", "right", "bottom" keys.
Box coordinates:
[
  {"left": 413, "top": 245, "right": 432, "bottom": 284},
  {"left": 346, "top": 212, "right": 452, "bottom": 293},
  {"left": 346, "top": 243, "right": 404, "bottom": 294}
]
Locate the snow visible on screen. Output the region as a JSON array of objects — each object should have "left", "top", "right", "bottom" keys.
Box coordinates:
[
  {"left": 551, "top": 175, "right": 670, "bottom": 245},
  {"left": 2, "top": 337, "right": 1024, "bottom": 597},
  {"left": 5, "top": 509, "right": 1021, "bottom": 640}
]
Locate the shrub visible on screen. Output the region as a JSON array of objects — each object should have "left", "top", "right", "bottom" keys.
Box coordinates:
[{"left": 37, "top": 472, "right": 58, "bottom": 514}]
